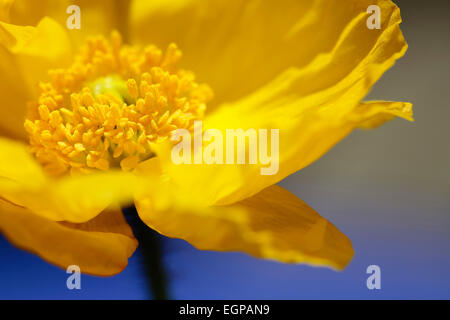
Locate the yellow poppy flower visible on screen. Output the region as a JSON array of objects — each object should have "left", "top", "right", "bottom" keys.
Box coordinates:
[{"left": 0, "top": 0, "right": 413, "bottom": 276}]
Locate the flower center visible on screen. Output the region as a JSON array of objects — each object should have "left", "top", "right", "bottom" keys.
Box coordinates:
[{"left": 24, "top": 31, "right": 213, "bottom": 175}]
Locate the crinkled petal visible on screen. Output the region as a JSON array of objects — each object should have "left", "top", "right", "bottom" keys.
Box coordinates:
[
  {"left": 148, "top": 0, "right": 412, "bottom": 205},
  {"left": 152, "top": 97, "right": 413, "bottom": 207},
  {"left": 136, "top": 184, "right": 353, "bottom": 270},
  {"left": 0, "top": 198, "right": 137, "bottom": 276},
  {"left": 130, "top": 0, "right": 405, "bottom": 108},
  {"left": 356, "top": 101, "right": 414, "bottom": 129}
]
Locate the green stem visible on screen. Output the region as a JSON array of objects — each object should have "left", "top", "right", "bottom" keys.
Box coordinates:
[{"left": 124, "top": 206, "right": 169, "bottom": 300}]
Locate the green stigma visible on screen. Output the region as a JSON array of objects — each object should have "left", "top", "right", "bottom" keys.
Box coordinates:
[{"left": 88, "top": 75, "right": 133, "bottom": 104}]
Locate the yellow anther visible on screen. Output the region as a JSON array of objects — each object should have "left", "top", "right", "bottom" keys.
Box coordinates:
[
  {"left": 25, "top": 31, "right": 213, "bottom": 176},
  {"left": 127, "top": 79, "right": 138, "bottom": 100},
  {"left": 120, "top": 156, "right": 140, "bottom": 172},
  {"left": 74, "top": 143, "right": 85, "bottom": 152},
  {"left": 38, "top": 105, "right": 50, "bottom": 121}
]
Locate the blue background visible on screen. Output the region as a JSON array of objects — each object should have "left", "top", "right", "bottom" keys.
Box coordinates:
[{"left": 1, "top": 177, "right": 449, "bottom": 299}]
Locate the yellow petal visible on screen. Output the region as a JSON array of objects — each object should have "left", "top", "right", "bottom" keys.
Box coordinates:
[
  {"left": 355, "top": 101, "right": 414, "bottom": 129},
  {"left": 0, "top": 17, "right": 71, "bottom": 139},
  {"left": 151, "top": 99, "right": 413, "bottom": 207},
  {"left": 9, "top": 0, "right": 131, "bottom": 46},
  {"left": 136, "top": 184, "right": 353, "bottom": 270},
  {"left": 3, "top": 170, "right": 147, "bottom": 223},
  {"left": 0, "top": 136, "right": 46, "bottom": 187},
  {"left": 0, "top": 137, "right": 146, "bottom": 222},
  {"left": 130, "top": 0, "right": 405, "bottom": 108},
  {"left": 0, "top": 198, "right": 137, "bottom": 276},
  {"left": 146, "top": 0, "right": 412, "bottom": 206}
]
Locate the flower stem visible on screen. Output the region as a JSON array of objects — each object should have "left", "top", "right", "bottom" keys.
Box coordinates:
[{"left": 123, "top": 206, "right": 169, "bottom": 300}]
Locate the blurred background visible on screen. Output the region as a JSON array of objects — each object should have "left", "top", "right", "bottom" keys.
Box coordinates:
[{"left": 1, "top": 0, "right": 449, "bottom": 299}]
